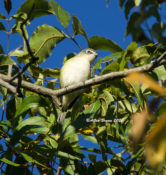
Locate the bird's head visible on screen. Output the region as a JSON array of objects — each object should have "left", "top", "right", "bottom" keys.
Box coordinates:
[{"left": 78, "top": 48, "right": 98, "bottom": 63}]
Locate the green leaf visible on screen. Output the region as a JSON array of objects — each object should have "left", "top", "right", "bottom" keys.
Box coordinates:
[
  {"left": 0, "top": 21, "right": 5, "bottom": 31},
  {"left": 125, "top": 12, "right": 142, "bottom": 37},
  {"left": 17, "top": 0, "right": 50, "bottom": 21},
  {"left": 81, "top": 147, "right": 100, "bottom": 154},
  {"left": 0, "top": 44, "right": 4, "bottom": 54},
  {"left": 21, "top": 153, "right": 47, "bottom": 168},
  {"left": 83, "top": 100, "right": 100, "bottom": 117},
  {"left": 81, "top": 135, "right": 98, "bottom": 144},
  {"left": 49, "top": 137, "right": 58, "bottom": 149},
  {"left": 4, "top": 0, "right": 12, "bottom": 14},
  {"left": 119, "top": 99, "right": 133, "bottom": 113},
  {"left": 30, "top": 24, "right": 65, "bottom": 63},
  {"left": 109, "top": 158, "right": 126, "bottom": 170},
  {"left": 0, "top": 14, "right": 6, "bottom": 19},
  {"left": 132, "top": 46, "right": 150, "bottom": 63},
  {"left": 49, "top": 0, "right": 70, "bottom": 28},
  {"left": 12, "top": 14, "right": 29, "bottom": 52},
  {"left": 10, "top": 120, "right": 49, "bottom": 146},
  {"left": 5, "top": 156, "right": 29, "bottom": 175},
  {"left": 151, "top": 23, "right": 162, "bottom": 41},
  {"left": 129, "top": 82, "right": 144, "bottom": 109},
  {"left": 96, "top": 126, "right": 107, "bottom": 136},
  {"left": 57, "top": 151, "right": 80, "bottom": 160},
  {"left": 153, "top": 65, "right": 166, "bottom": 81},
  {"left": 70, "top": 96, "right": 83, "bottom": 122},
  {"left": 63, "top": 160, "right": 75, "bottom": 175},
  {"left": 93, "top": 57, "right": 102, "bottom": 70},
  {"left": 126, "top": 41, "right": 138, "bottom": 51},
  {"left": 119, "top": 0, "right": 125, "bottom": 8},
  {"left": 10, "top": 51, "right": 30, "bottom": 64},
  {"left": 16, "top": 116, "right": 48, "bottom": 130},
  {"left": 158, "top": 102, "right": 166, "bottom": 116},
  {"left": 99, "top": 90, "right": 114, "bottom": 116},
  {"left": 88, "top": 154, "right": 96, "bottom": 163},
  {"left": 42, "top": 68, "right": 60, "bottom": 78},
  {"left": 88, "top": 36, "right": 123, "bottom": 52},
  {"left": 0, "top": 158, "right": 21, "bottom": 167},
  {"left": 72, "top": 15, "right": 88, "bottom": 40},
  {"left": 0, "top": 120, "right": 12, "bottom": 130},
  {"left": 9, "top": 49, "right": 28, "bottom": 57},
  {"left": 72, "top": 161, "right": 87, "bottom": 175},
  {"left": 103, "top": 52, "right": 122, "bottom": 62},
  {"left": 119, "top": 41, "right": 137, "bottom": 70},
  {"left": 6, "top": 98, "right": 16, "bottom": 120},
  {"left": 62, "top": 125, "right": 76, "bottom": 140},
  {"left": 147, "top": 6, "right": 160, "bottom": 22},
  {"left": 88, "top": 164, "right": 97, "bottom": 174},
  {"left": 28, "top": 64, "right": 44, "bottom": 75},
  {"left": 0, "top": 55, "right": 16, "bottom": 65},
  {"left": 125, "top": 0, "right": 135, "bottom": 19},
  {"left": 15, "top": 95, "right": 49, "bottom": 118},
  {"left": 27, "top": 126, "right": 49, "bottom": 134},
  {"left": 100, "top": 60, "right": 119, "bottom": 75},
  {"left": 94, "top": 161, "right": 107, "bottom": 174},
  {"left": 119, "top": 56, "right": 127, "bottom": 71}
]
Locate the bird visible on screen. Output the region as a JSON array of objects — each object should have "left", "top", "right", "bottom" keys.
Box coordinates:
[{"left": 57, "top": 48, "right": 98, "bottom": 123}]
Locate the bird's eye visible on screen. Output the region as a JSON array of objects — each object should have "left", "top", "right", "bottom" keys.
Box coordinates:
[{"left": 86, "top": 50, "right": 93, "bottom": 54}]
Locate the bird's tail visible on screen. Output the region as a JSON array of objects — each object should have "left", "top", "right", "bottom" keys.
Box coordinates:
[{"left": 57, "top": 111, "right": 67, "bottom": 124}]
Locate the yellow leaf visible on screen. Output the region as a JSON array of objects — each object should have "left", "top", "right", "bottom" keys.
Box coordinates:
[
  {"left": 126, "top": 72, "right": 165, "bottom": 94},
  {"left": 79, "top": 128, "right": 94, "bottom": 135},
  {"left": 135, "top": 0, "right": 141, "bottom": 6},
  {"left": 145, "top": 113, "right": 166, "bottom": 167},
  {"left": 130, "top": 111, "right": 151, "bottom": 144}
]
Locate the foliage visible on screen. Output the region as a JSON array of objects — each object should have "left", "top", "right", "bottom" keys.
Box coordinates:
[
  {"left": 0, "top": 0, "right": 166, "bottom": 174},
  {"left": 120, "top": 0, "right": 166, "bottom": 44}
]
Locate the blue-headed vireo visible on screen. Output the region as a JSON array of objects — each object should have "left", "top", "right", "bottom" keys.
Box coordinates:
[{"left": 58, "top": 48, "right": 98, "bottom": 123}]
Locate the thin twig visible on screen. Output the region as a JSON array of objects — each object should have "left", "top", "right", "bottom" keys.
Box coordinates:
[
  {"left": 56, "top": 166, "right": 62, "bottom": 175},
  {"left": 8, "top": 65, "right": 12, "bottom": 77},
  {"left": 6, "top": 15, "right": 13, "bottom": 79},
  {"left": 16, "top": 75, "right": 23, "bottom": 97},
  {"left": 1, "top": 105, "right": 5, "bottom": 121},
  {"left": 144, "top": 21, "right": 154, "bottom": 43},
  {"left": 7, "top": 17, "right": 10, "bottom": 55},
  {"left": 10, "top": 58, "right": 38, "bottom": 82},
  {"left": 10, "top": 4, "right": 38, "bottom": 83},
  {"left": 154, "top": 50, "right": 166, "bottom": 64},
  {"left": 8, "top": 45, "right": 23, "bottom": 56},
  {"left": 24, "top": 71, "right": 59, "bottom": 84},
  {"left": 65, "top": 28, "right": 82, "bottom": 50}
]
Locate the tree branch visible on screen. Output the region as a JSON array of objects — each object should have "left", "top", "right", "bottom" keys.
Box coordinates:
[
  {"left": 0, "top": 51, "right": 166, "bottom": 105},
  {"left": 0, "top": 74, "right": 56, "bottom": 97},
  {"left": 0, "top": 79, "right": 16, "bottom": 94},
  {"left": 54, "top": 51, "right": 166, "bottom": 96}
]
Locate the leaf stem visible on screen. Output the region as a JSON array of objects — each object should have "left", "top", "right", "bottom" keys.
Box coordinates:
[{"left": 65, "top": 28, "right": 82, "bottom": 50}]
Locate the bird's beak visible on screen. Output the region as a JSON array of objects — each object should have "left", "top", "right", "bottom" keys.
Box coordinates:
[{"left": 95, "top": 53, "right": 99, "bottom": 56}]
